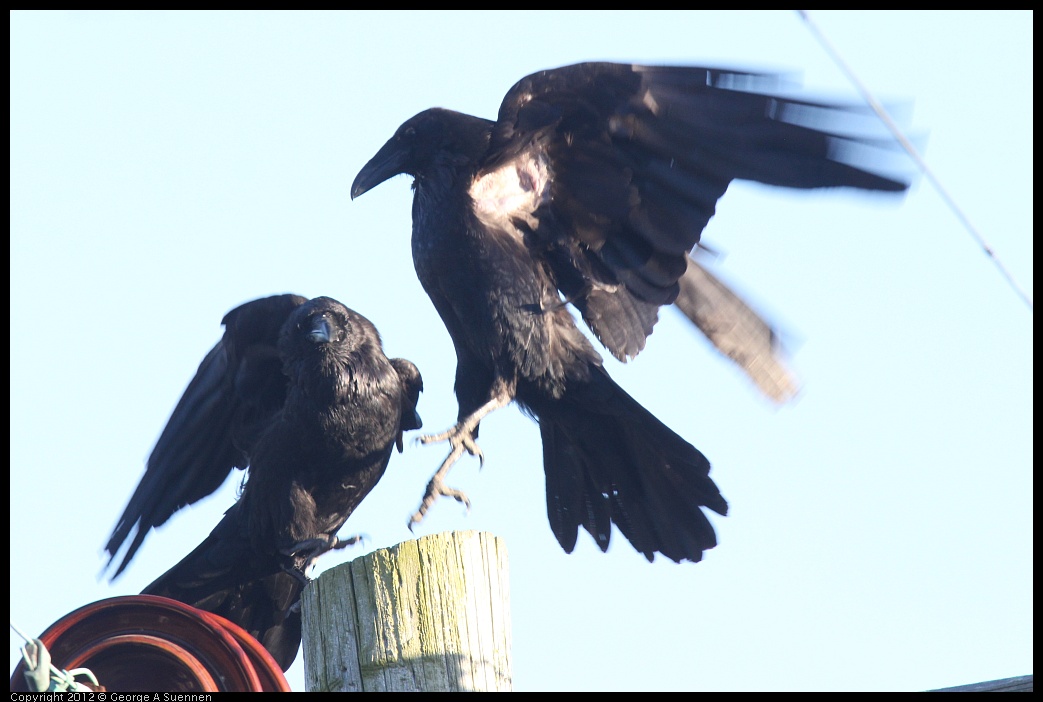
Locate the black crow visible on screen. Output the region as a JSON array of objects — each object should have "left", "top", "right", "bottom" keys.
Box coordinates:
[
  {"left": 351, "top": 62, "right": 908, "bottom": 564},
  {"left": 106, "top": 294, "right": 423, "bottom": 670}
]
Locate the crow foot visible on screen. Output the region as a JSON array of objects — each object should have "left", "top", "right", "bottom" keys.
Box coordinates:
[
  {"left": 281, "top": 533, "right": 367, "bottom": 582},
  {"left": 409, "top": 388, "right": 512, "bottom": 530}
]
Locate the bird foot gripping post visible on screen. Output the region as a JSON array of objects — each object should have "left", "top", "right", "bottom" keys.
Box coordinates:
[{"left": 283, "top": 532, "right": 369, "bottom": 582}]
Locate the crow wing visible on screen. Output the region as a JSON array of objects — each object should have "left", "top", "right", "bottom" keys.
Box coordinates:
[
  {"left": 105, "top": 293, "right": 308, "bottom": 578},
  {"left": 477, "top": 62, "right": 907, "bottom": 362}
]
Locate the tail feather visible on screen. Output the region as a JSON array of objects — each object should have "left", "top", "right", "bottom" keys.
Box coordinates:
[
  {"left": 141, "top": 508, "right": 304, "bottom": 671},
  {"left": 530, "top": 365, "right": 726, "bottom": 563},
  {"left": 541, "top": 426, "right": 596, "bottom": 554}
]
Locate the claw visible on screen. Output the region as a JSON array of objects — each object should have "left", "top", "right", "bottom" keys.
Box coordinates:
[
  {"left": 282, "top": 533, "right": 365, "bottom": 559},
  {"left": 340, "top": 533, "right": 368, "bottom": 550},
  {"left": 418, "top": 427, "right": 479, "bottom": 452},
  {"left": 281, "top": 535, "right": 336, "bottom": 559},
  {"left": 408, "top": 437, "right": 474, "bottom": 529},
  {"left": 281, "top": 533, "right": 367, "bottom": 578},
  {"left": 282, "top": 563, "right": 311, "bottom": 587},
  {"left": 409, "top": 387, "right": 512, "bottom": 528}
]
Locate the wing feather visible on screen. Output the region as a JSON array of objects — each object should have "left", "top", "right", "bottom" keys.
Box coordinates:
[
  {"left": 485, "top": 62, "right": 909, "bottom": 362},
  {"left": 105, "top": 294, "right": 307, "bottom": 578}
]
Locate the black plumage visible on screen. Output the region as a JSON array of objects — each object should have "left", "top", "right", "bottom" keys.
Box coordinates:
[
  {"left": 351, "top": 62, "right": 908, "bottom": 564},
  {"left": 105, "top": 294, "right": 423, "bottom": 670}
]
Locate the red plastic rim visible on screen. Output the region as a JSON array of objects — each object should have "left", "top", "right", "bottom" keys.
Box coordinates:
[{"left": 9, "top": 595, "right": 290, "bottom": 692}]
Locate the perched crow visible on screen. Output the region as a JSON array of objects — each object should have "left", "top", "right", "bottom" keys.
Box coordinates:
[
  {"left": 106, "top": 294, "right": 423, "bottom": 670},
  {"left": 351, "top": 62, "right": 908, "bottom": 564}
]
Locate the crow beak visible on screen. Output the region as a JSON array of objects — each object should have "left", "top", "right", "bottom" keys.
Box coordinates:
[
  {"left": 351, "top": 136, "right": 409, "bottom": 200},
  {"left": 308, "top": 316, "right": 332, "bottom": 344}
]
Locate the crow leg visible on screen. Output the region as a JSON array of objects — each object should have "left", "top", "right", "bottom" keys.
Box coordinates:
[{"left": 409, "top": 383, "right": 513, "bottom": 529}]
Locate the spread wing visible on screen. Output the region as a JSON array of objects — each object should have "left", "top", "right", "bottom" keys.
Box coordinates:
[
  {"left": 479, "top": 62, "right": 908, "bottom": 362},
  {"left": 104, "top": 293, "right": 308, "bottom": 578}
]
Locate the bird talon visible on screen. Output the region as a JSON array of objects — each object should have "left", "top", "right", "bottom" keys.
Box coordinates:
[
  {"left": 468, "top": 442, "right": 485, "bottom": 468},
  {"left": 418, "top": 427, "right": 455, "bottom": 445},
  {"left": 409, "top": 471, "right": 472, "bottom": 528},
  {"left": 332, "top": 533, "right": 367, "bottom": 551},
  {"left": 282, "top": 564, "right": 312, "bottom": 587},
  {"left": 441, "top": 484, "right": 471, "bottom": 510}
]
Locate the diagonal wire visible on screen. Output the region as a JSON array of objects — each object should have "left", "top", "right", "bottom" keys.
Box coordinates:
[{"left": 796, "top": 10, "right": 1033, "bottom": 312}]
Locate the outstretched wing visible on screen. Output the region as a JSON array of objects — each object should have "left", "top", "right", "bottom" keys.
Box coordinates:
[
  {"left": 480, "top": 62, "right": 909, "bottom": 362},
  {"left": 104, "top": 293, "right": 308, "bottom": 578}
]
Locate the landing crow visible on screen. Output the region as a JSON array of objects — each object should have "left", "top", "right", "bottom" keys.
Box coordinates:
[{"left": 351, "top": 62, "right": 907, "bottom": 564}]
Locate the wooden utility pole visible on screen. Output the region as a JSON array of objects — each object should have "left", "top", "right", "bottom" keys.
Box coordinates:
[{"left": 301, "top": 530, "right": 511, "bottom": 692}]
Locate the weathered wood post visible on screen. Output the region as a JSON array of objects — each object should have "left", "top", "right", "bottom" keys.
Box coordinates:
[{"left": 301, "top": 530, "right": 511, "bottom": 692}]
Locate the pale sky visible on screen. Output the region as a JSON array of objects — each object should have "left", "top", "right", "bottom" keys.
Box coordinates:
[{"left": 10, "top": 10, "right": 1032, "bottom": 691}]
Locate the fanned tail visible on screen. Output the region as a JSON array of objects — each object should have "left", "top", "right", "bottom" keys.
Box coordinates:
[{"left": 526, "top": 364, "right": 727, "bottom": 563}]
